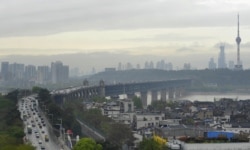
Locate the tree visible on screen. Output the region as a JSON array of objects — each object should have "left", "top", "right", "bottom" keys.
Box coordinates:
[
  {"left": 132, "top": 97, "right": 143, "bottom": 109},
  {"left": 5, "top": 90, "right": 19, "bottom": 103},
  {"left": 38, "top": 88, "right": 51, "bottom": 104},
  {"left": 106, "top": 123, "right": 134, "bottom": 148},
  {"left": 16, "top": 144, "right": 36, "bottom": 150},
  {"left": 139, "top": 138, "right": 167, "bottom": 150},
  {"left": 151, "top": 100, "right": 168, "bottom": 111},
  {"left": 32, "top": 86, "right": 42, "bottom": 93},
  {"left": 98, "top": 141, "right": 118, "bottom": 150},
  {"left": 73, "top": 138, "right": 102, "bottom": 150}
]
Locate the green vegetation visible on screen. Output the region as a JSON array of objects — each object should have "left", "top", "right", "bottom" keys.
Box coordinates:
[
  {"left": 0, "top": 90, "right": 35, "bottom": 150},
  {"left": 63, "top": 98, "right": 134, "bottom": 149},
  {"left": 133, "top": 97, "right": 143, "bottom": 109},
  {"left": 138, "top": 138, "right": 168, "bottom": 150},
  {"left": 73, "top": 138, "right": 102, "bottom": 150},
  {"left": 36, "top": 88, "right": 83, "bottom": 137}
]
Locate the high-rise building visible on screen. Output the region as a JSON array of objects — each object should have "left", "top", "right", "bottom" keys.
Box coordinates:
[
  {"left": 149, "top": 61, "right": 154, "bottom": 69},
  {"left": 9, "top": 63, "right": 25, "bottom": 80},
  {"left": 51, "top": 61, "right": 69, "bottom": 84},
  {"left": 1, "top": 61, "right": 9, "bottom": 81},
  {"left": 37, "top": 66, "right": 50, "bottom": 84},
  {"left": 25, "top": 65, "right": 36, "bottom": 81},
  {"left": 126, "top": 62, "right": 133, "bottom": 70},
  {"left": 117, "top": 62, "right": 122, "bottom": 71},
  {"left": 218, "top": 45, "right": 227, "bottom": 69},
  {"left": 208, "top": 58, "right": 216, "bottom": 69},
  {"left": 235, "top": 14, "right": 243, "bottom": 70},
  {"left": 183, "top": 63, "right": 191, "bottom": 70},
  {"left": 167, "top": 62, "right": 173, "bottom": 71}
]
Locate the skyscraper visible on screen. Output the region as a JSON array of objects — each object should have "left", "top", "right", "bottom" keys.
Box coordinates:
[
  {"left": 25, "top": 65, "right": 36, "bottom": 81},
  {"left": 218, "top": 44, "right": 227, "bottom": 69},
  {"left": 235, "top": 14, "right": 243, "bottom": 70},
  {"left": 208, "top": 58, "right": 216, "bottom": 69},
  {"left": 37, "top": 66, "right": 50, "bottom": 84},
  {"left": 51, "top": 61, "right": 69, "bottom": 84},
  {"left": 1, "top": 61, "right": 9, "bottom": 81}
]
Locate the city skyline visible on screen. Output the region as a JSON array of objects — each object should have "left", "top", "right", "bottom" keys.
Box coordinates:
[{"left": 0, "top": 0, "right": 250, "bottom": 69}]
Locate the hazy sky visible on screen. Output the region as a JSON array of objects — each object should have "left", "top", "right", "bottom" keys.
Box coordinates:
[{"left": 0, "top": 0, "right": 250, "bottom": 69}]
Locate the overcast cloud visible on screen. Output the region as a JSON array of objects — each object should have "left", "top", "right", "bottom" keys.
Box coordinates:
[
  {"left": 0, "top": 0, "right": 250, "bottom": 69},
  {"left": 0, "top": 0, "right": 250, "bottom": 37}
]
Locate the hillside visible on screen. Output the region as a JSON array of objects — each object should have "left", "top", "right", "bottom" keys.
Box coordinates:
[{"left": 87, "top": 69, "right": 250, "bottom": 91}]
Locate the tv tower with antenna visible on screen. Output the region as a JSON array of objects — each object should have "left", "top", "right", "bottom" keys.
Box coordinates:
[{"left": 235, "top": 14, "right": 243, "bottom": 70}]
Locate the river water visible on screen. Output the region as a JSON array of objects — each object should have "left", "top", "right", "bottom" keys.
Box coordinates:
[{"left": 179, "top": 92, "right": 250, "bottom": 102}]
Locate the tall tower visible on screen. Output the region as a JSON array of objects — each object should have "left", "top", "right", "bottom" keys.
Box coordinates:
[
  {"left": 218, "top": 44, "right": 227, "bottom": 69},
  {"left": 235, "top": 14, "right": 243, "bottom": 70}
]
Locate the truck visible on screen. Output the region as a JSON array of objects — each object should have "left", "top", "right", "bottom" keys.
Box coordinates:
[
  {"left": 45, "top": 134, "right": 49, "bottom": 142},
  {"left": 204, "top": 131, "right": 234, "bottom": 140},
  {"left": 27, "top": 125, "right": 32, "bottom": 134}
]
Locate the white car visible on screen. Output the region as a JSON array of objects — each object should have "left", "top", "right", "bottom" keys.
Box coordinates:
[
  {"left": 36, "top": 133, "right": 39, "bottom": 138},
  {"left": 38, "top": 140, "right": 42, "bottom": 144}
]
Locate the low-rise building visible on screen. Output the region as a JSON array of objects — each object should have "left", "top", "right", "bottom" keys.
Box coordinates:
[{"left": 133, "top": 112, "right": 165, "bottom": 129}]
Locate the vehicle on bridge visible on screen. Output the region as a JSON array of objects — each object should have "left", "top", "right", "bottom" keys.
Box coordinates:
[
  {"left": 45, "top": 134, "right": 49, "bottom": 142},
  {"left": 27, "top": 125, "right": 32, "bottom": 134}
]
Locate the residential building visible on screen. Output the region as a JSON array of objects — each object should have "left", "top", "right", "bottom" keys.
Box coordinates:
[
  {"left": 51, "top": 61, "right": 69, "bottom": 84},
  {"left": 1, "top": 61, "right": 9, "bottom": 81}
]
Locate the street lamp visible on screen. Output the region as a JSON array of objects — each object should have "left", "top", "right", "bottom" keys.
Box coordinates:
[{"left": 57, "top": 118, "right": 65, "bottom": 141}]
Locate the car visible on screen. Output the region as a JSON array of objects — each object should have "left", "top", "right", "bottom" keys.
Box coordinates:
[
  {"left": 44, "top": 135, "right": 49, "bottom": 142},
  {"left": 36, "top": 133, "right": 39, "bottom": 138},
  {"left": 40, "top": 145, "right": 45, "bottom": 150},
  {"left": 38, "top": 140, "right": 42, "bottom": 144},
  {"left": 41, "top": 130, "right": 45, "bottom": 134}
]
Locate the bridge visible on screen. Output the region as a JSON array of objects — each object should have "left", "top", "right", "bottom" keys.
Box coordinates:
[{"left": 52, "top": 79, "right": 191, "bottom": 107}]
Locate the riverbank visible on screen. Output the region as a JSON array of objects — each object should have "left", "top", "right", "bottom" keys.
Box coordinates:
[{"left": 179, "top": 92, "right": 250, "bottom": 102}]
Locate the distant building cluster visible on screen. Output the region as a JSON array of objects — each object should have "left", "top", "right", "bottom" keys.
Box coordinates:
[
  {"left": 116, "top": 60, "right": 194, "bottom": 71},
  {"left": 209, "top": 15, "right": 244, "bottom": 70},
  {"left": 0, "top": 61, "right": 69, "bottom": 87},
  {"left": 116, "top": 60, "right": 174, "bottom": 71},
  {"left": 208, "top": 44, "right": 235, "bottom": 70}
]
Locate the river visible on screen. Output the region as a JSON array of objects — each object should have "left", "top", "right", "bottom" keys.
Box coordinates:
[{"left": 178, "top": 92, "right": 250, "bottom": 102}]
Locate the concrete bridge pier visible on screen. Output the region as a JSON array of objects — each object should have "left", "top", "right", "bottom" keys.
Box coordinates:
[
  {"left": 175, "top": 88, "right": 181, "bottom": 98},
  {"left": 161, "top": 89, "right": 167, "bottom": 101},
  {"left": 168, "top": 87, "right": 175, "bottom": 100},
  {"left": 140, "top": 91, "right": 148, "bottom": 109},
  {"left": 151, "top": 90, "right": 158, "bottom": 102},
  {"left": 83, "top": 90, "right": 89, "bottom": 100}
]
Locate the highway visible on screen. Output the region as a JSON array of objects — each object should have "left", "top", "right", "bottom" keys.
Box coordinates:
[{"left": 18, "top": 95, "right": 65, "bottom": 150}]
